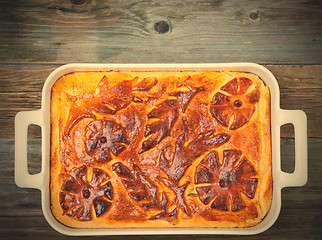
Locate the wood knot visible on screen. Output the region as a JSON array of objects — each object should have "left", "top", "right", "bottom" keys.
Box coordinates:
[
  {"left": 249, "top": 11, "right": 260, "bottom": 21},
  {"left": 70, "top": 0, "right": 88, "bottom": 5},
  {"left": 154, "top": 20, "right": 171, "bottom": 34}
]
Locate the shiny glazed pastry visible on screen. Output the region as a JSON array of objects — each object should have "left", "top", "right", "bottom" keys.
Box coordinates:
[{"left": 50, "top": 71, "right": 272, "bottom": 228}]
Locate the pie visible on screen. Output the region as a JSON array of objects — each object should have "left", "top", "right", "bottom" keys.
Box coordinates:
[{"left": 50, "top": 71, "right": 272, "bottom": 228}]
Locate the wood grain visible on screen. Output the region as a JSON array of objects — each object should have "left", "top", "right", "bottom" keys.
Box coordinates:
[
  {"left": 0, "top": 0, "right": 321, "bottom": 64},
  {"left": 1, "top": 64, "right": 321, "bottom": 138}
]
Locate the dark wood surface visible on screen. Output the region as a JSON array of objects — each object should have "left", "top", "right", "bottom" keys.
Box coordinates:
[{"left": 1, "top": 0, "right": 321, "bottom": 239}]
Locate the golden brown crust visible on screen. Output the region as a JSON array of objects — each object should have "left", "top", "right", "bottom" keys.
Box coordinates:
[{"left": 50, "top": 71, "right": 272, "bottom": 228}]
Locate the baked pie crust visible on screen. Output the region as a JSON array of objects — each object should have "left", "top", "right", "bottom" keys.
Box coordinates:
[{"left": 50, "top": 71, "right": 272, "bottom": 228}]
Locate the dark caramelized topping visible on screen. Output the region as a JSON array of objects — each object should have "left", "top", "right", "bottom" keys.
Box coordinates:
[
  {"left": 71, "top": 165, "right": 87, "bottom": 182},
  {"left": 59, "top": 166, "right": 113, "bottom": 220},
  {"left": 210, "top": 105, "right": 230, "bottom": 127},
  {"left": 89, "top": 103, "right": 116, "bottom": 115},
  {"left": 247, "top": 89, "right": 260, "bottom": 104},
  {"left": 211, "top": 195, "right": 228, "bottom": 211},
  {"left": 91, "top": 168, "right": 110, "bottom": 187},
  {"left": 219, "top": 178, "right": 228, "bottom": 188},
  {"left": 82, "top": 187, "right": 91, "bottom": 199},
  {"left": 229, "top": 113, "right": 249, "bottom": 130},
  {"left": 140, "top": 85, "right": 204, "bottom": 154},
  {"left": 139, "top": 100, "right": 178, "bottom": 154},
  {"left": 221, "top": 77, "right": 252, "bottom": 95},
  {"left": 132, "top": 77, "right": 158, "bottom": 91},
  {"left": 99, "top": 136, "right": 107, "bottom": 143},
  {"left": 196, "top": 186, "right": 214, "bottom": 205},
  {"left": 160, "top": 131, "right": 228, "bottom": 184},
  {"left": 62, "top": 179, "right": 77, "bottom": 192},
  {"left": 150, "top": 193, "right": 167, "bottom": 219},
  {"left": 210, "top": 77, "right": 258, "bottom": 130},
  {"left": 203, "top": 132, "right": 230, "bottom": 147},
  {"left": 112, "top": 162, "right": 160, "bottom": 209},
  {"left": 195, "top": 166, "right": 214, "bottom": 184},
  {"left": 169, "top": 87, "right": 205, "bottom": 113},
  {"left": 85, "top": 120, "right": 128, "bottom": 162},
  {"left": 150, "top": 192, "right": 178, "bottom": 221},
  {"left": 230, "top": 191, "right": 246, "bottom": 212},
  {"left": 234, "top": 99, "right": 242, "bottom": 107},
  {"left": 93, "top": 197, "right": 112, "bottom": 217},
  {"left": 158, "top": 130, "right": 230, "bottom": 216},
  {"left": 212, "top": 92, "right": 230, "bottom": 105},
  {"left": 112, "top": 162, "right": 133, "bottom": 179},
  {"left": 195, "top": 149, "right": 258, "bottom": 212},
  {"left": 104, "top": 181, "right": 114, "bottom": 200},
  {"left": 195, "top": 152, "right": 219, "bottom": 185},
  {"left": 59, "top": 192, "right": 66, "bottom": 205}
]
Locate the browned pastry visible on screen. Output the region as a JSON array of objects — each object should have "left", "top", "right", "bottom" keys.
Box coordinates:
[{"left": 50, "top": 71, "right": 272, "bottom": 228}]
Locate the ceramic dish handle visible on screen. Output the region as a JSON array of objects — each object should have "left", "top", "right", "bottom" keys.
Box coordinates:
[
  {"left": 15, "top": 109, "right": 44, "bottom": 190},
  {"left": 278, "top": 109, "right": 308, "bottom": 188}
]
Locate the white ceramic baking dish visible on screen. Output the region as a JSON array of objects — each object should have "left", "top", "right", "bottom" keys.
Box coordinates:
[{"left": 15, "top": 63, "right": 307, "bottom": 236}]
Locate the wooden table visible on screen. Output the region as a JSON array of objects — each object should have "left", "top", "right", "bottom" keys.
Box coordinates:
[{"left": 1, "top": 0, "right": 321, "bottom": 239}]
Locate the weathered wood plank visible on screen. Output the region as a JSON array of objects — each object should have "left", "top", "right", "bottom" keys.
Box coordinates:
[
  {"left": 0, "top": 0, "right": 321, "bottom": 64},
  {"left": 1, "top": 64, "right": 321, "bottom": 138}
]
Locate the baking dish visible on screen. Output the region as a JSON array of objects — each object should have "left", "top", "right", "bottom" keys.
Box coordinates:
[{"left": 15, "top": 63, "right": 307, "bottom": 235}]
